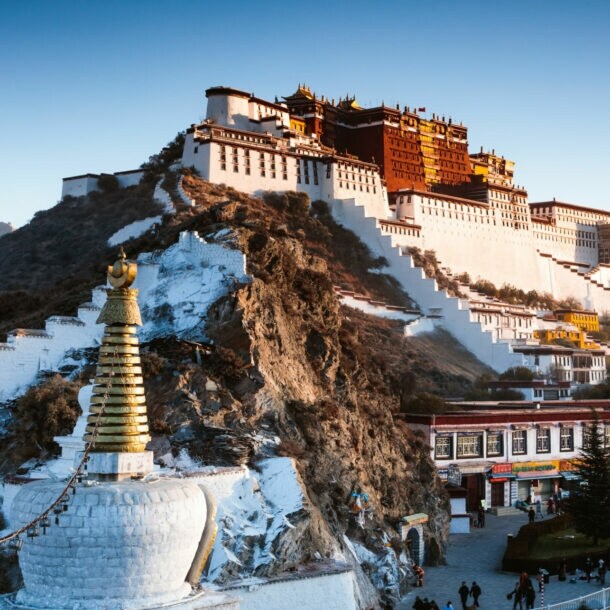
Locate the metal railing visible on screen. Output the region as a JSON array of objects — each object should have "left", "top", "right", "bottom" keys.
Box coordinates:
[{"left": 543, "top": 586, "right": 610, "bottom": 610}]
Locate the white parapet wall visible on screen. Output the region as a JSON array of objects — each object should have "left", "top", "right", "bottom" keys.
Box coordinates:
[
  {"left": 61, "top": 170, "right": 144, "bottom": 199},
  {"left": 329, "top": 197, "right": 525, "bottom": 373},
  {"left": 226, "top": 568, "right": 357, "bottom": 610}
]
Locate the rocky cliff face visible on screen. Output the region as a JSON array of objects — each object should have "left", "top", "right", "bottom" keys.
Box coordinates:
[{"left": 0, "top": 173, "right": 493, "bottom": 607}]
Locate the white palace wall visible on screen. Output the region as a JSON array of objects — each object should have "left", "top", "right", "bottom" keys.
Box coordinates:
[
  {"left": 330, "top": 197, "right": 525, "bottom": 372},
  {"left": 395, "top": 194, "right": 545, "bottom": 291},
  {"left": 182, "top": 134, "right": 389, "bottom": 218}
]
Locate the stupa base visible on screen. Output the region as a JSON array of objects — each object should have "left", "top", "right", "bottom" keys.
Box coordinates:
[{"left": 0, "top": 588, "right": 239, "bottom": 610}]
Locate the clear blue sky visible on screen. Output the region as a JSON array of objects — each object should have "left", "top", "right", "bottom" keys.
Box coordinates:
[{"left": 1, "top": 0, "right": 609, "bottom": 227}]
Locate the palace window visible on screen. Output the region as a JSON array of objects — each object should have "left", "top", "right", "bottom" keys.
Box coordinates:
[
  {"left": 512, "top": 430, "right": 527, "bottom": 455},
  {"left": 536, "top": 427, "right": 551, "bottom": 453},
  {"left": 456, "top": 433, "right": 483, "bottom": 458},
  {"left": 604, "top": 425, "right": 610, "bottom": 447},
  {"left": 582, "top": 425, "right": 594, "bottom": 450},
  {"left": 435, "top": 435, "right": 453, "bottom": 460},
  {"left": 560, "top": 426, "right": 574, "bottom": 451},
  {"left": 486, "top": 432, "right": 503, "bottom": 457}
]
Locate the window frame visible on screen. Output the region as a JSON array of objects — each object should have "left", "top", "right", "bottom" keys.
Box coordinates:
[
  {"left": 434, "top": 435, "right": 453, "bottom": 461},
  {"left": 512, "top": 429, "right": 527, "bottom": 455},
  {"left": 456, "top": 432, "right": 484, "bottom": 459}
]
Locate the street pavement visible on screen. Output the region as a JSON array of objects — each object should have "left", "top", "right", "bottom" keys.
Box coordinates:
[{"left": 397, "top": 511, "right": 608, "bottom": 609}]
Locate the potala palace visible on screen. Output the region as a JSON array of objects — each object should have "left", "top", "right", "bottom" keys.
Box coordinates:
[
  {"left": 56, "top": 84, "right": 610, "bottom": 383},
  {"left": 3, "top": 84, "right": 610, "bottom": 609}
]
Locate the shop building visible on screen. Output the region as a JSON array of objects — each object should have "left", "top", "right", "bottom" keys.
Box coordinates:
[{"left": 401, "top": 400, "right": 610, "bottom": 511}]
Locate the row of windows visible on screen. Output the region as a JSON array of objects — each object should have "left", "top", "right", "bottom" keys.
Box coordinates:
[{"left": 433, "top": 426, "right": 597, "bottom": 460}]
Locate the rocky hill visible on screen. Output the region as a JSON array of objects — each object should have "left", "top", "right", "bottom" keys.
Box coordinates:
[
  {"left": 0, "top": 169, "right": 494, "bottom": 607},
  {"left": 0, "top": 223, "right": 13, "bottom": 238}
]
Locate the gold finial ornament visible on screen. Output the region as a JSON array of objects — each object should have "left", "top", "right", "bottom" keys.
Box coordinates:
[{"left": 85, "top": 250, "right": 150, "bottom": 453}]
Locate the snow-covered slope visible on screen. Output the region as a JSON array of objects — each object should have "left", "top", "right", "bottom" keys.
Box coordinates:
[{"left": 0, "top": 231, "right": 250, "bottom": 401}]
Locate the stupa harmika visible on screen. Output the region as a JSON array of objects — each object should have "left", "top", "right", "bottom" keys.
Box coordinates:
[{"left": 9, "top": 250, "right": 237, "bottom": 609}]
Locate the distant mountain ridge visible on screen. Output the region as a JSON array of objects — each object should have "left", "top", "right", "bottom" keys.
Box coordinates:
[{"left": 0, "top": 222, "right": 13, "bottom": 237}]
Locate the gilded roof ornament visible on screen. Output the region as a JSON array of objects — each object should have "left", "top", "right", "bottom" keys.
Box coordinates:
[
  {"left": 86, "top": 250, "right": 150, "bottom": 453},
  {"left": 97, "top": 249, "right": 142, "bottom": 326}
]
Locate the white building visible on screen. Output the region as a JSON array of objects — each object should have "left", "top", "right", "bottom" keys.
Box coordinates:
[{"left": 402, "top": 401, "right": 609, "bottom": 512}]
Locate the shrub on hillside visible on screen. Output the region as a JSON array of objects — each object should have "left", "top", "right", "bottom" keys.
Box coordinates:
[
  {"left": 262, "top": 191, "right": 310, "bottom": 215},
  {"left": 499, "top": 366, "right": 534, "bottom": 381},
  {"left": 97, "top": 173, "right": 120, "bottom": 193},
  {"left": 400, "top": 392, "right": 447, "bottom": 414},
  {"left": 11, "top": 375, "right": 82, "bottom": 458}
]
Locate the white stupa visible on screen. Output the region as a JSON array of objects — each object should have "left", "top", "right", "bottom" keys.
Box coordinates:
[{"left": 8, "top": 250, "right": 238, "bottom": 610}]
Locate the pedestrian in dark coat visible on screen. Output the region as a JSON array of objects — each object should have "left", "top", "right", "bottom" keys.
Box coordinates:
[
  {"left": 585, "top": 557, "right": 593, "bottom": 582},
  {"left": 525, "top": 582, "right": 536, "bottom": 610},
  {"left": 558, "top": 557, "right": 567, "bottom": 581},
  {"left": 470, "top": 581, "right": 481, "bottom": 607},
  {"left": 528, "top": 507, "right": 535, "bottom": 523},
  {"left": 510, "top": 582, "right": 523, "bottom": 610},
  {"left": 458, "top": 582, "right": 469, "bottom": 610},
  {"left": 412, "top": 596, "right": 424, "bottom": 610},
  {"left": 477, "top": 506, "right": 485, "bottom": 528}
]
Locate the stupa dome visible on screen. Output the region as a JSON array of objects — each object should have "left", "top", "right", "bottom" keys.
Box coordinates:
[{"left": 11, "top": 479, "right": 207, "bottom": 609}]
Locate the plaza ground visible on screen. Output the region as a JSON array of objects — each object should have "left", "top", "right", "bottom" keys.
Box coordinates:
[{"left": 398, "top": 511, "right": 609, "bottom": 609}]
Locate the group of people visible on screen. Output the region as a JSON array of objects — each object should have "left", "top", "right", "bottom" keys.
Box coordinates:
[
  {"left": 582, "top": 557, "right": 607, "bottom": 584},
  {"left": 507, "top": 573, "right": 537, "bottom": 610},
  {"left": 412, "top": 596, "right": 440, "bottom": 610},
  {"left": 458, "top": 581, "right": 482, "bottom": 609}
]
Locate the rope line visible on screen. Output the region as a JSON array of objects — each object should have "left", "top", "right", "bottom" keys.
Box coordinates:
[{"left": 0, "top": 348, "right": 119, "bottom": 547}]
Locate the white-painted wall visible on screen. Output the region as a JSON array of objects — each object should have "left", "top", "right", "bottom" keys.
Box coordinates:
[
  {"left": 228, "top": 570, "right": 357, "bottom": 610},
  {"left": 329, "top": 196, "right": 525, "bottom": 372},
  {"left": 61, "top": 170, "right": 144, "bottom": 199}
]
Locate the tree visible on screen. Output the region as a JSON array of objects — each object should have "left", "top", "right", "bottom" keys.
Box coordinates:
[{"left": 566, "top": 412, "right": 610, "bottom": 544}]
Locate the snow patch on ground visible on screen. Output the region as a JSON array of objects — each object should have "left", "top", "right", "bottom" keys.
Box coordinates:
[
  {"left": 107, "top": 216, "right": 162, "bottom": 246},
  {"left": 136, "top": 232, "right": 249, "bottom": 341},
  {"left": 206, "top": 457, "right": 305, "bottom": 581},
  {"left": 346, "top": 537, "right": 409, "bottom": 603}
]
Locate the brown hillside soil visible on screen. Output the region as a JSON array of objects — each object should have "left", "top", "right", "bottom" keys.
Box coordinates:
[{"left": 0, "top": 182, "right": 162, "bottom": 340}]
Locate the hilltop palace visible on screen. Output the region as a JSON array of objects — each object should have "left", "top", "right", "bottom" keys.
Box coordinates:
[{"left": 59, "top": 85, "right": 610, "bottom": 381}]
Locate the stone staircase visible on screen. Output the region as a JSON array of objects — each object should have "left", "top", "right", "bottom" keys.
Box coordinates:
[{"left": 329, "top": 196, "right": 526, "bottom": 373}]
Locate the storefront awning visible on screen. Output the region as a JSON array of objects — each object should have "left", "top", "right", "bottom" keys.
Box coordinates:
[
  {"left": 490, "top": 477, "right": 509, "bottom": 483},
  {"left": 560, "top": 471, "right": 581, "bottom": 480}
]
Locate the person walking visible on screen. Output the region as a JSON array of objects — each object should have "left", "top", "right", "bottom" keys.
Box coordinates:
[
  {"left": 413, "top": 563, "right": 425, "bottom": 587},
  {"left": 528, "top": 507, "right": 535, "bottom": 524},
  {"left": 477, "top": 506, "right": 485, "bottom": 528},
  {"left": 524, "top": 581, "right": 536, "bottom": 610},
  {"left": 443, "top": 602, "right": 453, "bottom": 610},
  {"left": 585, "top": 557, "right": 593, "bottom": 583},
  {"left": 509, "top": 581, "right": 523, "bottom": 610},
  {"left": 535, "top": 499, "right": 543, "bottom": 519},
  {"left": 458, "top": 580, "right": 470, "bottom": 610},
  {"left": 470, "top": 581, "right": 481, "bottom": 607},
  {"left": 458, "top": 582, "right": 469, "bottom": 610},
  {"left": 598, "top": 559, "right": 607, "bottom": 585},
  {"left": 558, "top": 557, "right": 567, "bottom": 582}
]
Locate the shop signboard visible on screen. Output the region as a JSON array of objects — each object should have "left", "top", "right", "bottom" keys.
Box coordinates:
[
  {"left": 447, "top": 463, "right": 462, "bottom": 487},
  {"left": 512, "top": 460, "right": 559, "bottom": 479},
  {"left": 491, "top": 463, "right": 512, "bottom": 475}
]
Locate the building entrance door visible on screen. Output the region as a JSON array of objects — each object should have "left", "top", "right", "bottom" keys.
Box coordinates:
[{"left": 491, "top": 482, "right": 505, "bottom": 507}]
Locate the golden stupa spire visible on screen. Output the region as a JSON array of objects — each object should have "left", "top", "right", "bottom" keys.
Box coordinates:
[{"left": 84, "top": 248, "right": 150, "bottom": 453}]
